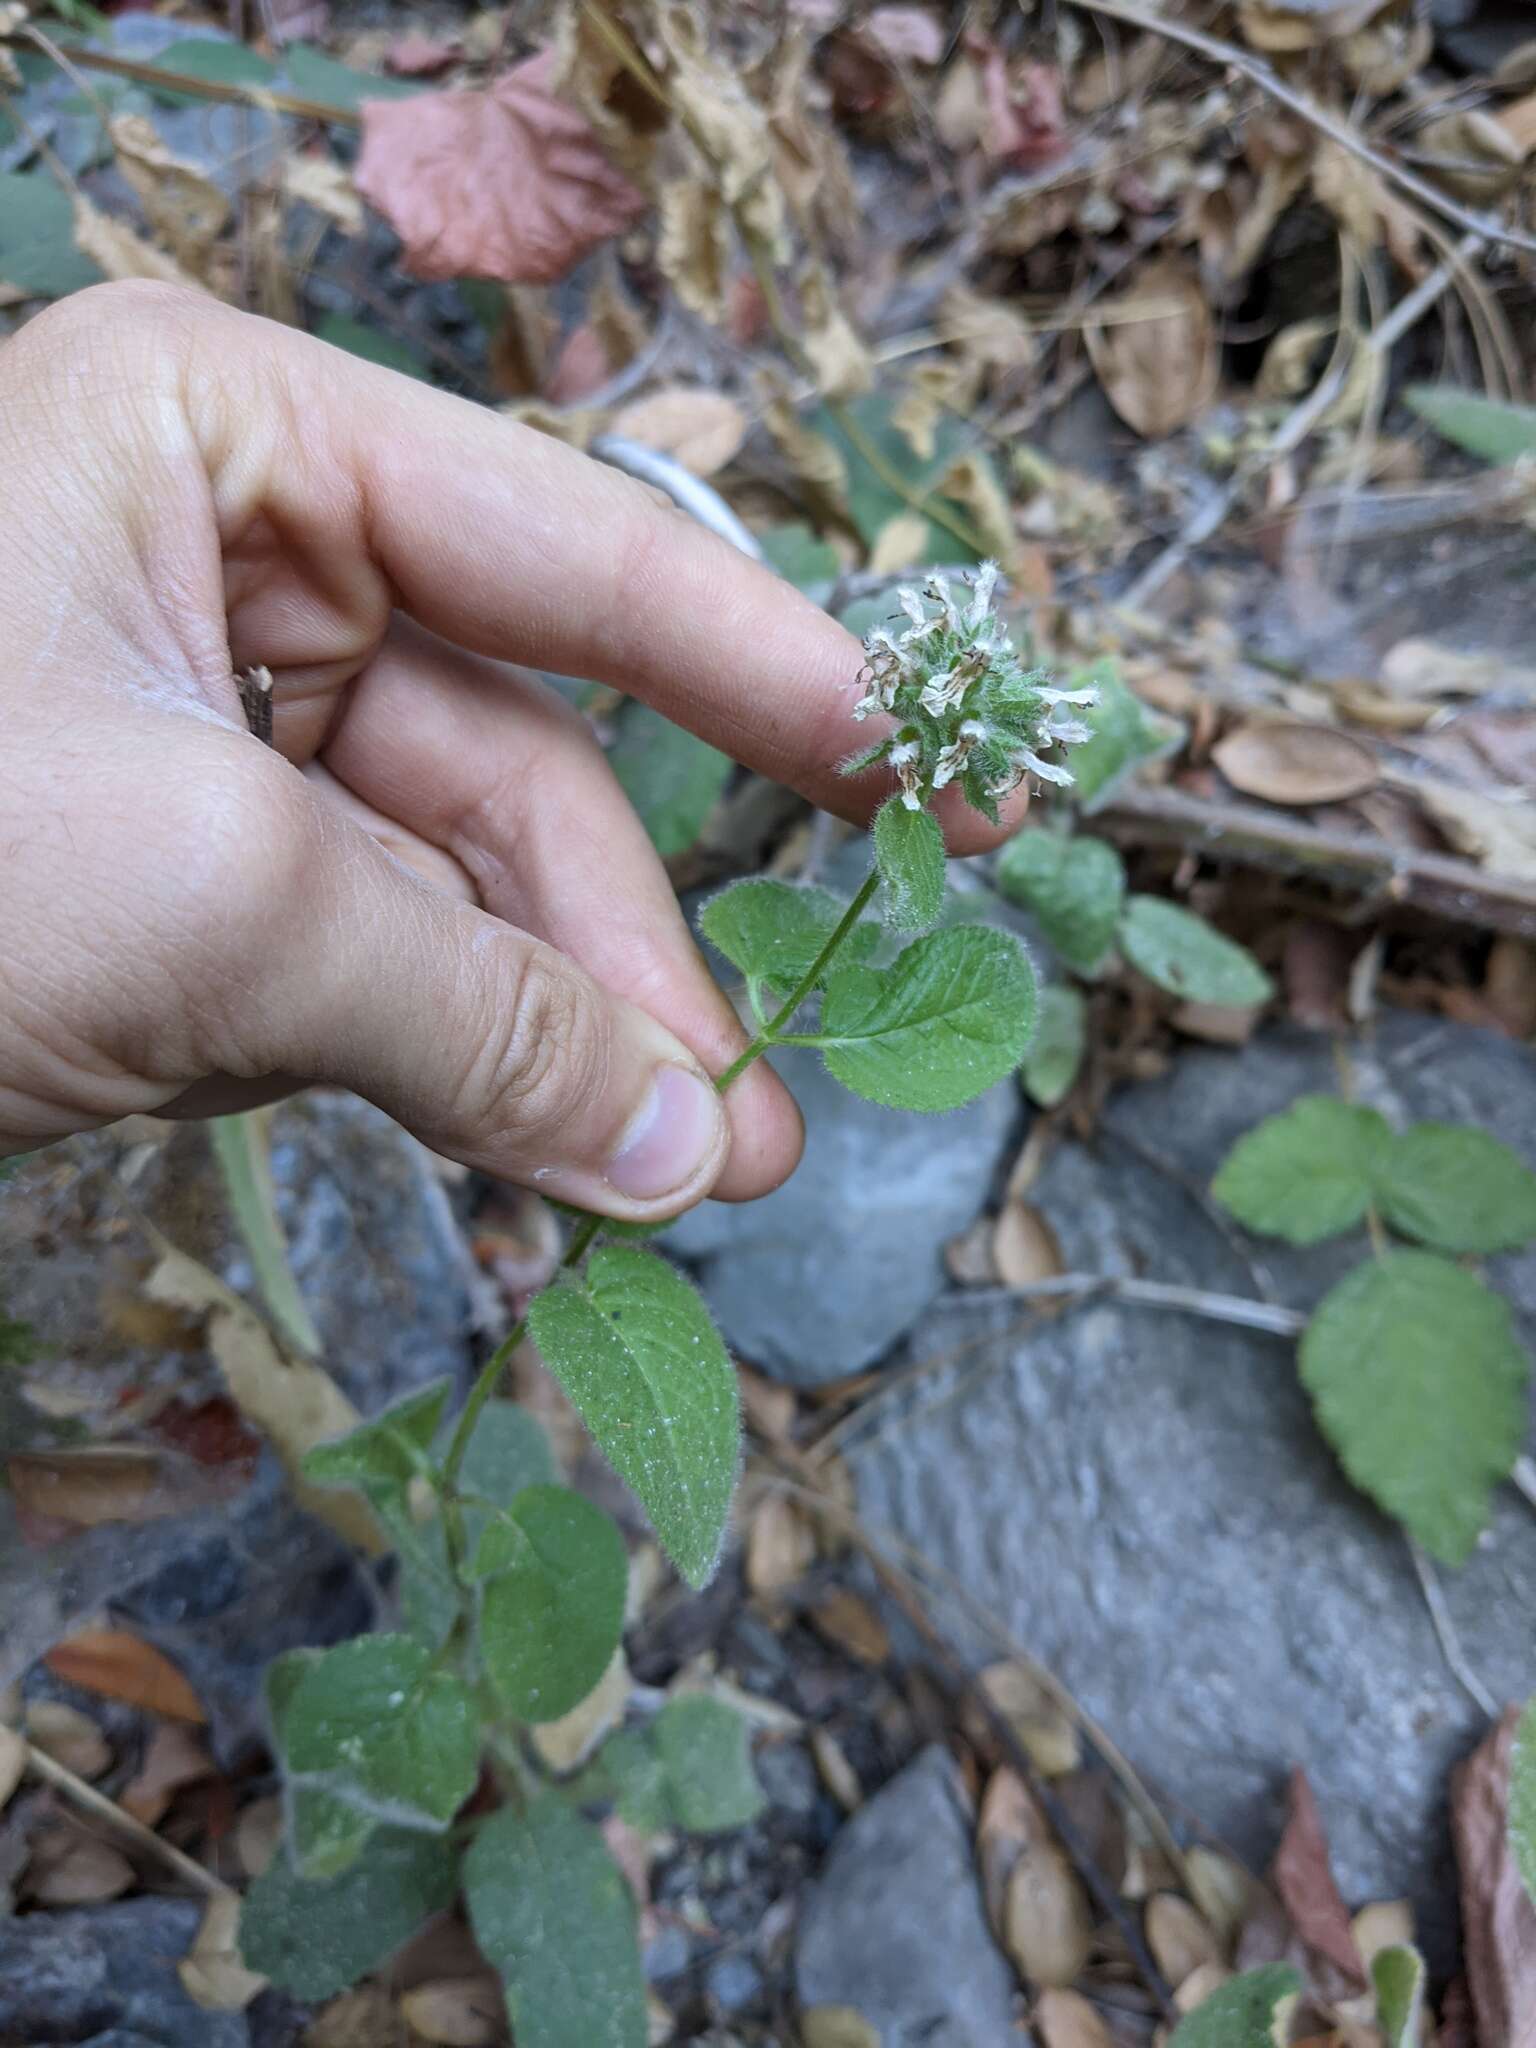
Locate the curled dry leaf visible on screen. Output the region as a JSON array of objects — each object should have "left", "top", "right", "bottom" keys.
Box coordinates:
[
  {"left": 355, "top": 50, "right": 646, "bottom": 285},
  {"left": 179, "top": 1892, "right": 267, "bottom": 2013},
  {"left": 992, "top": 1202, "right": 1065, "bottom": 1292},
  {"left": 1086, "top": 258, "right": 1217, "bottom": 441},
  {"left": 1184, "top": 1845, "right": 1253, "bottom": 1954},
  {"left": 1033, "top": 1986, "right": 1116, "bottom": 2048},
  {"left": 809, "top": 1588, "right": 890, "bottom": 1665},
  {"left": 110, "top": 114, "right": 229, "bottom": 274},
  {"left": 280, "top": 154, "right": 364, "bottom": 235},
  {"left": 120, "top": 1721, "right": 213, "bottom": 1827},
  {"left": 8, "top": 1443, "right": 241, "bottom": 1538},
  {"left": 976, "top": 1662, "right": 1080, "bottom": 1778},
  {"left": 867, "top": 511, "right": 929, "bottom": 575},
  {"left": 1004, "top": 1834, "right": 1094, "bottom": 1987},
  {"left": 801, "top": 267, "right": 875, "bottom": 402},
  {"left": 609, "top": 387, "right": 747, "bottom": 477},
  {"left": 25, "top": 1700, "right": 111, "bottom": 1779},
  {"left": 45, "top": 1628, "right": 205, "bottom": 1724},
  {"left": 399, "top": 1977, "right": 505, "bottom": 2046},
  {"left": 977, "top": 1765, "right": 1038, "bottom": 1932},
  {"left": 1212, "top": 721, "right": 1379, "bottom": 806},
  {"left": 234, "top": 1794, "right": 283, "bottom": 1880},
  {"left": 1273, "top": 1767, "right": 1365, "bottom": 1983},
  {"left": 71, "top": 197, "right": 206, "bottom": 292},
  {"left": 810, "top": 1727, "right": 863, "bottom": 1812},
  {"left": 745, "top": 1490, "right": 816, "bottom": 1597},
  {"left": 1409, "top": 781, "right": 1536, "bottom": 882},
  {"left": 1451, "top": 1706, "right": 1536, "bottom": 2048},
  {"left": 657, "top": 178, "right": 732, "bottom": 322},
  {"left": 1146, "top": 1891, "right": 1223, "bottom": 1989},
  {"left": 946, "top": 1215, "right": 1000, "bottom": 1286},
  {"left": 26, "top": 1826, "right": 134, "bottom": 1906}
]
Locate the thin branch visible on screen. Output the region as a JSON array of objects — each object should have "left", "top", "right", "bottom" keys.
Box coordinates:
[
  {"left": 25, "top": 1743, "right": 230, "bottom": 1897},
  {"left": 951, "top": 1273, "right": 1305, "bottom": 1336},
  {"left": 63, "top": 44, "right": 356, "bottom": 126},
  {"left": 1407, "top": 1541, "right": 1497, "bottom": 1718},
  {"left": 1061, "top": 0, "right": 1536, "bottom": 258}
]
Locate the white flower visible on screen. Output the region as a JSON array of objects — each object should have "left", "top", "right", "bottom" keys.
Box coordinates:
[
  {"left": 1018, "top": 748, "right": 1075, "bottom": 786},
  {"left": 888, "top": 739, "right": 920, "bottom": 766},
  {"left": 965, "top": 559, "right": 1000, "bottom": 629},
  {"left": 897, "top": 758, "right": 924, "bottom": 808},
  {"left": 918, "top": 668, "right": 968, "bottom": 717}
]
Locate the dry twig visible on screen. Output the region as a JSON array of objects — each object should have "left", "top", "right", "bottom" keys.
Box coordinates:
[{"left": 24, "top": 1743, "right": 229, "bottom": 1897}]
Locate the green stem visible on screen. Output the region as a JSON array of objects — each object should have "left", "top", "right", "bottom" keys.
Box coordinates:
[{"left": 716, "top": 869, "right": 881, "bottom": 1091}]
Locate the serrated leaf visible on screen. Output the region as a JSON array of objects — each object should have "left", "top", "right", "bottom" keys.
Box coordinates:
[
  {"left": 1119, "top": 896, "right": 1272, "bottom": 1007},
  {"left": 995, "top": 831, "right": 1124, "bottom": 973},
  {"left": 598, "top": 1696, "right": 764, "bottom": 1835},
  {"left": 608, "top": 703, "right": 733, "bottom": 858},
  {"left": 1375, "top": 1123, "right": 1536, "bottom": 1254},
  {"left": 1169, "top": 1964, "right": 1301, "bottom": 2046},
  {"left": 1372, "top": 1944, "right": 1426, "bottom": 2048},
  {"left": 699, "top": 878, "right": 876, "bottom": 1013},
  {"left": 1212, "top": 1097, "right": 1392, "bottom": 1245},
  {"left": 283, "top": 42, "right": 422, "bottom": 112},
  {"left": 303, "top": 1380, "right": 450, "bottom": 1566},
  {"left": 526, "top": 1248, "right": 738, "bottom": 1589},
  {"left": 1065, "top": 664, "right": 1168, "bottom": 808},
  {"left": 315, "top": 312, "right": 431, "bottom": 380},
  {"left": 266, "top": 1652, "right": 374, "bottom": 1880},
  {"left": 0, "top": 170, "right": 103, "bottom": 298},
  {"left": 465, "top": 1796, "right": 646, "bottom": 2048},
  {"left": 1300, "top": 1251, "right": 1529, "bottom": 1564},
  {"left": 758, "top": 522, "right": 840, "bottom": 590},
  {"left": 1023, "top": 985, "right": 1086, "bottom": 1109},
  {"left": 478, "top": 1485, "right": 626, "bottom": 1723},
  {"left": 457, "top": 1397, "right": 558, "bottom": 1556},
  {"left": 818, "top": 925, "right": 1037, "bottom": 1112},
  {"left": 1405, "top": 385, "right": 1536, "bottom": 466},
  {"left": 239, "top": 1825, "right": 458, "bottom": 2002},
  {"left": 1510, "top": 1695, "right": 1536, "bottom": 1909},
  {"left": 284, "top": 1634, "right": 479, "bottom": 1828},
  {"left": 873, "top": 800, "right": 946, "bottom": 932}
]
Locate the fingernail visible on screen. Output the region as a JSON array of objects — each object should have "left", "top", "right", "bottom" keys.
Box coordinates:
[{"left": 607, "top": 1066, "right": 723, "bottom": 1202}]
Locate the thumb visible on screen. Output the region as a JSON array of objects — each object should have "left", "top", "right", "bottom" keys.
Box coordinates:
[{"left": 252, "top": 805, "right": 730, "bottom": 1222}]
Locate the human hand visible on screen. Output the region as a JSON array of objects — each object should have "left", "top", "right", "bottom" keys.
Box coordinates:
[{"left": 0, "top": 282, "right": 1014, "bottom": 1220}]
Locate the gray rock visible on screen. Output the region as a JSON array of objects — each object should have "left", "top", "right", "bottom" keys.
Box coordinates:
[
  {"left": 795, "top": 1745, "right": 1019, "bottom": 2044},
  {"left": 852, "top": 1013, "right": 1536, "bottom": 1972},
  {"left": 0, "top": 1896, "right": 248, "bottom": 2048},
  {"left": 666, "top": 1050, "right": 1018, "bottom": 1383}
]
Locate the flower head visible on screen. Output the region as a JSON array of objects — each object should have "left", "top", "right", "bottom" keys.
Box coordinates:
[{"left": 841, "top": 564, "right": 1096, "bottom": 823}]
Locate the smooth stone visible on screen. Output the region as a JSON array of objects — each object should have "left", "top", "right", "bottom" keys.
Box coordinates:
[{"left": 0, "top": 1896, "right": 248, "bottom": 2048}]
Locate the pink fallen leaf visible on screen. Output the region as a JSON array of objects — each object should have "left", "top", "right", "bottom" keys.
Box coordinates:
[
  {"left": 865, "top": 6, "right": 946, "bottom": 66},
  {"left": 970, "top": 35, "right": 1069, "bottom": 170},
  {"left": 1272, "top": 1767, "right": 1365, "bottom": 1983},
  {"left": 387, "top": 31, "right": 462, "bottom": 77},
  {"left": 1452, "top": 1708, "right": 1536, "bottom": 2048},
  {"left": 355, "top": 50, "right": 647, "bottom": 286}
]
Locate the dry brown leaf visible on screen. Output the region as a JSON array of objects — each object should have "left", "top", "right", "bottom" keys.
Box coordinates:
[
  {"left": 530, "top": 1648, "right": 630, "bottom": 1773},
  {"left": 25, "top": 1699, "right": 111, "bottom": 1779},
  {"left": 110, "top": 113, "right": 230, "bottom": 273},
  {"left": 280, "top": 153, "right": 364, "bottom": 235},
  {"left": 1410, "top": 781, "right": 1536, "bottom": 881},
  {"left": 652, "top": 7, "right": 788, "bottom": 261},
  {"left": 992, "top": 1202, "right": 1064, "bottom": 1291},
  {"left": 1380, "top": 639, "right": 1536, "bottom": 702},
  {"left": 27, "top": 1825, "right": 134, "bottom": 1905},
  {"left": 939, "top": 285, "right": 1036, "bottom": 380},
  {"left": 656, "top": 177, "right": 731, "bottom": 322},
  {"left": 891, "top": 360, "right": 982, "bottom": 465},
  {"left": 400, "top": 1977, "right": 505, "bottom": 2046},
  {"left": 976, "top": 1662, "right": 1079, "bottom": 1777},
  {"left": 1452, "top": 1707, "right": 1536, "bottom": 2048},
  {"left": 1417, "top": 110, "right": 1524, "bottom": 201},
  {"left": 810, "top": 1727, "right": 863, "bottom": 1812},
  {"left": 179, "top": 1891, "right": 267, "bottom": 2012},
  {"left": 145, "top": 1249, "right": 383, "bottom": 1554},
  {"left": 977, "top": 1765, "right": 1038, "bottom": 1932},
  {"left": 1213, "top": 722, "right": 1378, "bottom": 806},
  {"left": 1497, "top": 91, "right": 1536, "bottom": 158},
  {"left": 800, "top": 267, "right": 874, "bottom": 402},
  {"left": 46, "top": 1628, "right": 206, "bottom": 1724},
  {"left": 801, "top": 2009, "right": 881, "bottom": 2048},
  {"left": 1184, "top": 1846, "right": 1252, "bottom": 1954},
  {"left": 1174, "top": 1960, "right": 1233, "bottom": 2013},
  {"left": 1256, "top": 317, "right": 1335, "bottom": 404},
  {"left": 8, "top": 1444, "right": 236, "bottom": 1535},
  {"left": 1033, "top": 1986, "right": 1115, "bottom": 2048},
  {"left": 306, "top": 1984, "right": 398, "bottom": 2048},
  {"left": 931, "top": 450, "right": 1021, "bottom": 569},
  {"left": 1238, "top": 0, "right": 1386, "bottom": 53},
  {"left": 867, "top": 511, "right": 928, "bottom": 575},
  {"left": 0, "top": 1723, "right": 26, "bottom": 1810},
  {"left": 1004, "top": 1836, "right": 1094, "bottom": 1987},
  {"left": 809, "top": 1588, "right": 890, "bottom": 1665},
  {"left": 71, "top": 196, "right": 206, "bottom": 291},
  {"left": 235, "top": 1793, "right": 283, "bottom": 1880},
  {"left": 945, "top": 1215, "right": 999, "bottom": 1286},
  {"left": 1272, "top": 1767, "right": 1365, "bottom": 1982},
  {"left": 739, "top": 1366, "right": 797, "bottom": 1445},
  {"left": 1484, "top": 937, "right": 1536, "bottom": 1038},
  {"left": 120, "top": 1721, "right": 213, "bottom": 1827},
  {"left": 1351, "top": 1898, "right": 1413, "bottom": 1969},
  {"left": 1171, "top": 999, "right": 1264, "bottom": 1045},
  {"left": 355, "top": 50, "right": 646, "bottom": 285},
  {"left": 1146, "top": 1891, "right": 1223, "bottom": 1988},
  {"left": 759, "top": 376, "right": 851, "bottom": 523},
  {"left": 746, "top": 1491, "right": 816, "bottom": 1597},
  {"left": 609, "top": 387, "right": 746, "bottom": 477},
  {"left": 1086, "top": 258, "right": 1216, "bottom": 440}
]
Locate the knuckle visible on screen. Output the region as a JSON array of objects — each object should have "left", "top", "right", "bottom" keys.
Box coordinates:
[
  {"left": 470, "top": 946, "right": 607, "bottom": 1148},
  {"left": 9, "top": 280, "right": 201, "bottom": 374}
]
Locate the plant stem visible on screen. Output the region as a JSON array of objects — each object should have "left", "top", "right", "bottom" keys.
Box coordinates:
[{"left": 715, "top": 869, "right": 881, "bottom": 1092}]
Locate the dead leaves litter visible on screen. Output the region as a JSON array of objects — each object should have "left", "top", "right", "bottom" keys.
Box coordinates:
[
  {"left": 1212, "top": 721, "right": 1379, "bottom": 806},
  {"left": 44, "top": 1627, "right": 206, "bottom": 1725},
  {"left": 1086, "top": 258, "right": 1217, "bottom": 441},
  {"left": 609, "top": 387, "right": 747, "bottom": 476},
  {"left": 179, "top": 1891, "right": 268, "bottom": 2012},
  {"left": 1452, "top": 1708, "right": 1536, "bottom": 2048}
]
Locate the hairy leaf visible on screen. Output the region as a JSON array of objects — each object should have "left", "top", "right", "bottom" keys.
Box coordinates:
[
  {"left": 1022, "top": 985, "right": 1086, "bottom": 1109},
  {"left": 1375, "top": 1123, "right": 1536, "bottom": 1254},
  {"left": 1119, "top": 896, "right": 1272, "bottom": 1008},
  {"left": 699, "top": 878, "right": 875, "bottom": 1013},
  {"left": 873, "top": 799, "right": 946, "bottom": 932},
  {"left": 609, "top": 704, "right": 733, "bottom": 858},
  {"left": 0, "top": 170, "right": 103, "bottom": 298},
  {"left": 478, "top": 1485, "right": 627, "bottom": 1723},
  {"left": 1405, "top": 385, "right": 1536, "bottom": 466},
  {"left": 1372, "top": 1944, "right": 1427, "bottom": 2048},
  {"left": 265, "top": 1652, "right": 373, "bottom": 1880},
  {"left": 465, "top": 1796, "right": 646, "bottom": 2048},
  {"left": 284, "top": 1634, "right": 479, "bottom": 1828},
  {"left": 995, "top": 831, "right": 1124, "bottom": 974},
  {"left": 819, "top": 925, "right": 1036, "bottom": 1112},
  {"left": 758, "top": 522, "right": 840, "bottom": 590},
  {"left": 598, "top": 1696, "right": 764, "bottom": 1835},
  {"left": 303, "top": 1379, "right": 450, "bottom": 1566},
  {"left": 1300, "top": 1252, "right": 1528, "bottom": 1564},
  {"left": 1065, "top": 664, "right": 1167, "bottom": 808},
  {"left": 240, "top": 1825, "right": 458, "bottom": 2002},
  {"left": 1212, "top": 1097, "right": 1391, "bottom": 1245},
  {"left": 1168, "top": 1964, "right": 1301, "bottom": 2046},
  {"left": 527, "top": 1249, "right": 738, "bottom": 1589}
]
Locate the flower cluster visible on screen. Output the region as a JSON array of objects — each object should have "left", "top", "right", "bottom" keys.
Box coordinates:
[{"left": 844, "top": 561, "right": 1096, "bottom": 823}]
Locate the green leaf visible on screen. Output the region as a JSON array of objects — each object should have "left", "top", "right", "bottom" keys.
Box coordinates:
[
  {"left": 1022, "top": 984, "right": 1086, "bottom": 1109},
  {"left": 314, "top": 312, "right": 431, "bottom": 381},
  {"left": 210, "top": 1113, "right": 322, "bottom": 1359},
  {"left": 477, "top": 1485, "right": 627, "bottom": 1723},
  {"left": 303, "top": 1380, "right": 451, "bottom": 1564},
  {"left": 284, "top": 1633, "right": 479, "bottom": 1828},
  {"left": 147, "top": 37, "right": 277, "bottom": 103},
  {"left": 873, "top": 799, "right": 946, "bottom": 932},
  {"left": 240, "top": 1825, "right": 458, "bottom": 2002},
  {"left": 1405, "top": 385, "right": 1536, "bottom": 466},
  {"left": 758, "top": 522, "right": 840, "bottom": 590},
  {"left": 1375, "top": 1123, "right": 1536, "bottom": 1255},
  {"left": 818, "top": 925, "right": 1037, "bottom": 1112},
  {"left": 699, "top": 878, "right": 876, "bottom": 1014},
  {"left": 0, "top": 170, "right": 103, "bottom": 299},
  {"left": 1510, "top": 1694, "right": 1536, "bottom": 1909},
  {"left": 995, "top": 830, "right": 1124, "bottom": 974},
  {"left": 1064, "top": 663, "right": 1168, "bottom": 808},
  {"left": 608, "top": 703, "right": 733, "bottom": 858},
  {"left": 1372, "top": 1945, "right": 1427, "bottom": 2048},
  {"left": 283, "top": 42, "right": 423, "bottom": 112},
  {"left": 1212, "top": 1096, "right": 1392, "bottom": 1245},
  {"left": 1118, "top": 896, "right": 1272, "bottom": 1008},
  {"left": 599, "top": 1696, "right": 764, "bottom": 1835},
  {"left": 812, "top": 392, "right": 986, "bottom": 564},
  {"left": 465, "top": 1796, "right": 646, "bottom": 2048},
  {"left": 526, "top": 1248, "right": 738, "bottom": 1589},
  {"left": 1169, "top": 1964, "right": 1301, "bottom": 2046},
  {"left": 1300, "top": 1251, "right": 1529, "bottom": 1564},
  {"left": 266, "top": 1651, "right": 374, "bottom": 1880}
]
